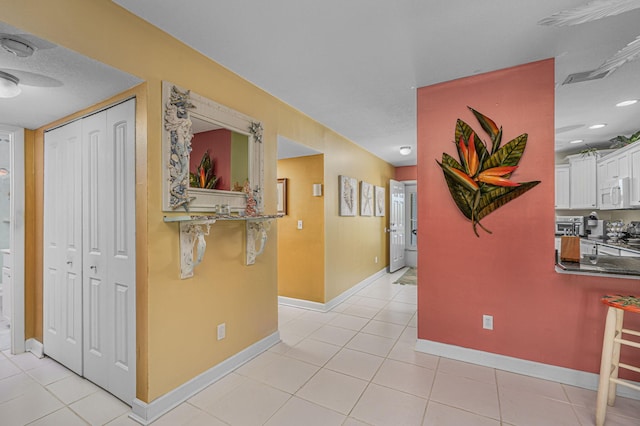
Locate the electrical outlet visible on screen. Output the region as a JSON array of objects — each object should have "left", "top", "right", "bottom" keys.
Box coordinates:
[
  {"left": 297, "top": 220, "right": 303, "bottom": 230},
  {"left": 482, "top": 315, "right": 493, "bottom": 330},
  {"left": 374, "top": 256, "right": 378, "bottom": 263},
  {"left": 217, "top": 323, "right": 226, "bottom": 340}
]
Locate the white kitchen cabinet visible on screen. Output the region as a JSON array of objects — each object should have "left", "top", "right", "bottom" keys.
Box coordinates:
[
  {"left": 555, "top": 165, "right": 570, "bottom": 209},
  {"left": 629, "top": 146, "right": 640, "bottom": 207},
  {"left": 569, "top": 155, "right": 598, "bottom": 209}
]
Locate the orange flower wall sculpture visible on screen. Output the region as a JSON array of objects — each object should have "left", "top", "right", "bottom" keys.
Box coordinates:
[{"left": 436, "top": 107, "right": 540, "bottom": 237}]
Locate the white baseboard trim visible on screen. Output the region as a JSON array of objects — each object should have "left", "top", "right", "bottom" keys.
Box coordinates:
[
  {"left": 416, "top": 339, "right": 640, "bottom": 400},
  {"left": 278, "top": 268, "right": 387, "bottom": 312},
  {"left": 25, "top": 338, "right": 44, "bottom": 358},
  {"left": 129, "top": 331, "right": 280, "bottom": 425}
]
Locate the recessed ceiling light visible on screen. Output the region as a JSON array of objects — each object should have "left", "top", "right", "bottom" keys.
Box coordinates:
[
  {"left": 569, "top": 139, "right": 584, "bottom": 144},
  {"left": 589, "top": 123, "right": 607, "bottom": 129},
  {"left": 616, "top": 99, "right": 638, "bottom": 107},
  {"left": 0, "top": 70, "right": 20, "bottom": 98}
]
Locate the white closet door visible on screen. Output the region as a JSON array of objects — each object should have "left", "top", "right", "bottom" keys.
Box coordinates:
[
  {"left": 82, "top": 99, "right": 136, "bottom": 404},
  {"left": 43, "top": 120, "right": 83, "bottom": 375}
]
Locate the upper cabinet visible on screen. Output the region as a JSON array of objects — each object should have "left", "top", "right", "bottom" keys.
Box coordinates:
[
  {"left": 569, "top": 154, "right": 598, "bottom": 209},
  {"left": 629, "top": 146, "right": 640, "bottom": 207},
  {"left": 555, "top": 164, "right": 570, "bottom": 209}
]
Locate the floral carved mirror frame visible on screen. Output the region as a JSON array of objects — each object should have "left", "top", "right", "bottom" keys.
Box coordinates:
[{"left": 161, "top": 81, "right": 264, "bottom": 213}]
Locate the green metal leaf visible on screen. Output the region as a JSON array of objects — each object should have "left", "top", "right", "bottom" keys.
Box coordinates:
[
  {"left": 441, "top": 171, "right": 474, "bottom": 220},
  {"left": 481, "top": 133, "right": 528, "bottom": 171},
  {"left": 442, "top": 152, "right": 464, "bottom": 171},
  {"left": 437, "top": 160, "right": 479, "bottom": 192},
  {"left": 454, "top": 119, "right": 489, "bottom": 172},
  {"left": 469, "top": 107, "right": 503, "bottom": 154},
  {"left": 476, "top": 181, "right": 541, "bottom": 221}
]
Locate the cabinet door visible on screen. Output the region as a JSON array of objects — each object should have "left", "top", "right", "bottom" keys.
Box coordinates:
[
  {"left": 1, "top": 267, "right": 10, "bottom": 321},
  {"left": 630, "top": 147, "right": 640, "bottom": 207},
  {"left": 555, "top": 165, "right": 570, "bottom": 209},
  {"left": 597, "top": 245, "right": 620, "bottom": 256},
  {"left": 570, "top": 156, "right": 597, "bottom": 209}
]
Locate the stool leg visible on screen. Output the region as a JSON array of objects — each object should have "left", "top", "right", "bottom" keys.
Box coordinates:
[
  {"left": 608, "top": 308, "right": 624, "bottom": 406},
  {"left": 596, "top": 306, "right": 618, "bottom": 426}
]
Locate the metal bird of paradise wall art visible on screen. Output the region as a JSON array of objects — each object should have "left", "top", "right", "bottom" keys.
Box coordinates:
[{"left": 436, "top": 108, "right": 541, "bottom": 237}]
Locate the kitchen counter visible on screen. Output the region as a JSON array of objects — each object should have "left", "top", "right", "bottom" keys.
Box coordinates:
[{"left": 556, "top": 254, "right": 640, "bottom": 279}]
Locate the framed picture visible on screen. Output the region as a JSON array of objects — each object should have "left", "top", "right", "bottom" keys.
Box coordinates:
[
  {"left": 375, "top": 186, "right": 385, "bottom": 216},
  {"left": 277, "top": 178, "right": 287, "bottom": 215},
  {"left": 360, "top": 181, "right": 373, "bottom": 216},
  {"left": 339, "top": 175, "right": 357, "bottom": 216}
]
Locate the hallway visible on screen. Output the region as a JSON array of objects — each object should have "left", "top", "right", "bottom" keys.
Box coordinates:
[{"left": 1, "top": 269, "right": 639, "bottom": 425}]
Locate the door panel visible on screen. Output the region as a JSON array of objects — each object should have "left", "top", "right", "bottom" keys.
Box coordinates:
[
  {"left": 44, "top": 120, "right": 83, "bottom": 375},
  {"left": 389, "top": 179, "right": 406, "bottom": 272}
]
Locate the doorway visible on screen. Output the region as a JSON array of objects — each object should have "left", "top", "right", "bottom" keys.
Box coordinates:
[
  {"left": 404, "top": 181, "right": 417, "bottom": 268},
  {"left": 0, "top": 125, "right": 25, "bottom": 354}
]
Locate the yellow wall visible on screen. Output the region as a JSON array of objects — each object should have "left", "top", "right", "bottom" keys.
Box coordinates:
[
  {"left": 277, "top": 155, "right": 325, "bottom": 302},
  {"left": 3, "top": 0, "right": 395, "bottom": 403}
]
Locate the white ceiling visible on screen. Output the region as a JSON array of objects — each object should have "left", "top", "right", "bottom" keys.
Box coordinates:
[{"left": 1, "top": 1, "right": 640, "bottom": 166}]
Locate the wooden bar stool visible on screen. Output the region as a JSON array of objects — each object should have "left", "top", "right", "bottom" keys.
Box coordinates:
[{"left": 596, "top": 295, "right": 640, "bottom": 426}]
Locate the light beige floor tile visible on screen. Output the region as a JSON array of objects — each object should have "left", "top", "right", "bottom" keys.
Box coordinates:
[
  {"left": 308, "top": 324, "right": 357, "bottom": 346},
  {"left": 388, "top": 341, "right": 439, "bottom": 370},
  {"left": 409, "top": 314, "right": 417, "bottom": 327},
  {"left": 26, "top": 359, "right": 73, "bottom": 386},
  {"left": 69, "top": 390, "right": 130, "bottom": 425},
  {"left": 430, "top": 371, "right": 500, "bottom": 420},
  {"left": 151, "top": 402, "right": 227, "bottom": 426},
  {"left": 0, "top": 356, "right": 20, "bottom": 380},
  {"left": 324, "top": 348, "right": 384, "bottom": 381},
  {"left": 46, "top": 373, "right": 100, "bottom": 404},
  {"left": 372, "top": 309, "right": 413, "bottom": 325},
  {"left": 356, "top": 287, "right": 399, "bottom": 301},
  {"left": 603, "top": 393, "right": 640, "bottom": 422},
  {"left": 10, "top": 352, "right": 52, "bottom": 371},
  {"left": 236, "top": 351, "right": 282, "bottom": 376},
  {"left": 188, "top": 373, "right": 248, "bottom": 409},
  {"left": 238, "top": 353, "right": 319, "bottom": 393},
  {"left": 284, "top": 338, "right": 341, "bottom": 366},
  {"left": 423, "top": 401, "right": 499, "bottom": 426},
  {"left": 279, "top": 318, "right": 324, "bottom": 337},
  {"left": 278, "top": 328, "right": 307, "bottom": 348},
  {"left": 329, "top": 303, "right": 351, "bottom": 313},
  {"left": 204, "top": 378, "right": 290, "bottom": 425},
  {"left": 372, "top": 359, "right": 435, "bottom": 398},
  {"left": 497, "top": 370, "right": 568, "bottom": 401},
  {"left": 352, "top": 297, "right": 389, "bottom": 309},
  {"left": 345, "top": 333, "right": 395, "bottom": 357},
  {"left": 343, "top": 418, "right": 371, "bottom": 425},
  {"left": 264, "top": 396, "right": 345, "bottom": 426},
  {"left": 27, "top": 407, "right": 87, "bottom": 426},
  {"left": 385, "top": 301, "right": 416, "bottom": 314},
  {"left": 398, "top": 325, "right": 417, "bottom": 343},
  {"left": 361, "top": 320, "right": 405, "bottom": 339},
  {"left": 296, "top": 369, "right": 368, "bottom": 415},
  {"left": 0, "top": 372, "right": 41, "bottom": 404},
  {"left": 351, "top": 383, "right": 427, "bottom": 426},
  {"left": 562, "top": 384, "right": 597, "bottom": 407},
  {"left": 572, "top": 402, "right": 640, "bottom": 426},
  {"left": 341, "top": 304, "right": 381, "bottom": 319},
  {"left": 498, "top": 386, "right": 581, "bottom": 426},
  {"left": 104, "top": 412, "right": 142, "bottom": 425},
  {"left": 0, "top": 385, "right": 63, "bottom": 425},
  {"left": 437, "top": 357, "right": 496, "bottom": 384},
  {"left": 327, "top": 313, "right": 370, "bottom": 331},
  {"left": 298, "top": 310, "right": 338, "bottom": 324}
]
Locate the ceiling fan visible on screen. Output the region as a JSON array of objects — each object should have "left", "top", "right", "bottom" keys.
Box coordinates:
[{"left": 539, "top": 0, "right": 640, "bottom": 76}]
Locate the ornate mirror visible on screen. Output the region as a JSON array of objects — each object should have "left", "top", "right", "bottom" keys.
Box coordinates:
[{"left": 162, "top": 81, "right": 264, "bottom": 213}]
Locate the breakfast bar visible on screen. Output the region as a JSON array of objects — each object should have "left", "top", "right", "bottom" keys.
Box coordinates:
[{"left": 556, "top": 254, "right": 640, "bottom": 279}]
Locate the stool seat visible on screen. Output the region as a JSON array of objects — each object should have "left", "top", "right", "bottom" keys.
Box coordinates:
[
  {"left": 601, "top": 295, "right": 640, "bottom": 314},
  {"left": 596, "top": 294, "right": 640, "bottom": 426}
]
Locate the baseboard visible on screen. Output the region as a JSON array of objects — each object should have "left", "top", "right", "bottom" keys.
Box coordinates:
[
  {"left": 129, "top": 331, "right": 280, "bottom": 425},
  {"left": 415, "top": 339, "right": 640, "bottom": 400},
  {"left": 25, "top": 338, "right": 44, "bottom": 358},
  {"left": 278, "top": 267, "right": 387, "bottom": 312}
]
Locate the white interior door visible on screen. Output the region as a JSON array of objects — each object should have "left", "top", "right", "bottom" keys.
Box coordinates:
[
  {"left": 389, "top": 179, "right": 406, "bottom": 272},
  {"left": 43, "top": 120, "right": 83, "bottom": 375},
  {"left": 82, "top": 100, "right": 136, "bottom": 404},
  {"left": 44, "top": 99, "right": 136, "bottom": 404}
]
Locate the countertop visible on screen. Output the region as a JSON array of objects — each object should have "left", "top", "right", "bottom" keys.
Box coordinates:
[{"left": 556, "top": 254, "right": 640, "bottom": 278}]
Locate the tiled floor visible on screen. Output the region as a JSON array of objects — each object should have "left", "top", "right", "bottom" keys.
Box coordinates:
[{"left": 1, "top": 269, "right": 640, "bottom": 425}]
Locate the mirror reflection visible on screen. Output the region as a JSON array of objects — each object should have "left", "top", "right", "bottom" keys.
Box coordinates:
[{"left": 190, "top": 115, "right": 249, "bottom": 192}]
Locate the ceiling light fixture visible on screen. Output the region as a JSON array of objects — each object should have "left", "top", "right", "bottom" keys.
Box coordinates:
[
  {"left": 569, "top": 139, "right": 584, "bottom": 144},
  {"left": 616, "top": 99, "right": 638, "bottom": 107},
  {"left": 0, "top": 71, "right": 21, "bottom": 98},
  {"left": 0, "top": 36, "right": 35, "bottom": 57},
  {"left": 589, "top": 123, "right": 607, "bottom": 129},
  {"left": 399, "top": 146, "right": 412, "bottom": 155}
]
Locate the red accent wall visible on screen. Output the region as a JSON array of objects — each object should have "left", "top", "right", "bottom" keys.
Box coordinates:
[
  {"left": 190, "top": 129, "right": 232, "bottom": 190},
  {"left": 417, "top": 59, "right": 640, "bottom": 375},
  {"left": 395, "top": 166, "right": 417, "bottom": 181}
]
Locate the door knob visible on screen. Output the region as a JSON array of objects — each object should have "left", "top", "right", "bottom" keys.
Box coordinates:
[{"left": 90, "top": 265, "right": 97, "bottom": 273}]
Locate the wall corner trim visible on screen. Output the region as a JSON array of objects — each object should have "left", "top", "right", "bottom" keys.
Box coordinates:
[
  {"left": 278, "top": 268, "right": 387, "bottom": 312},
  {"left": 415, "top": 339, "right": 640, "bottom": 400},
  {"left": 129, "top": 331, "right": 280, "bottom": 425},
  {"left": 25, "top": 338, "right": 44, "bottom": 358}
]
